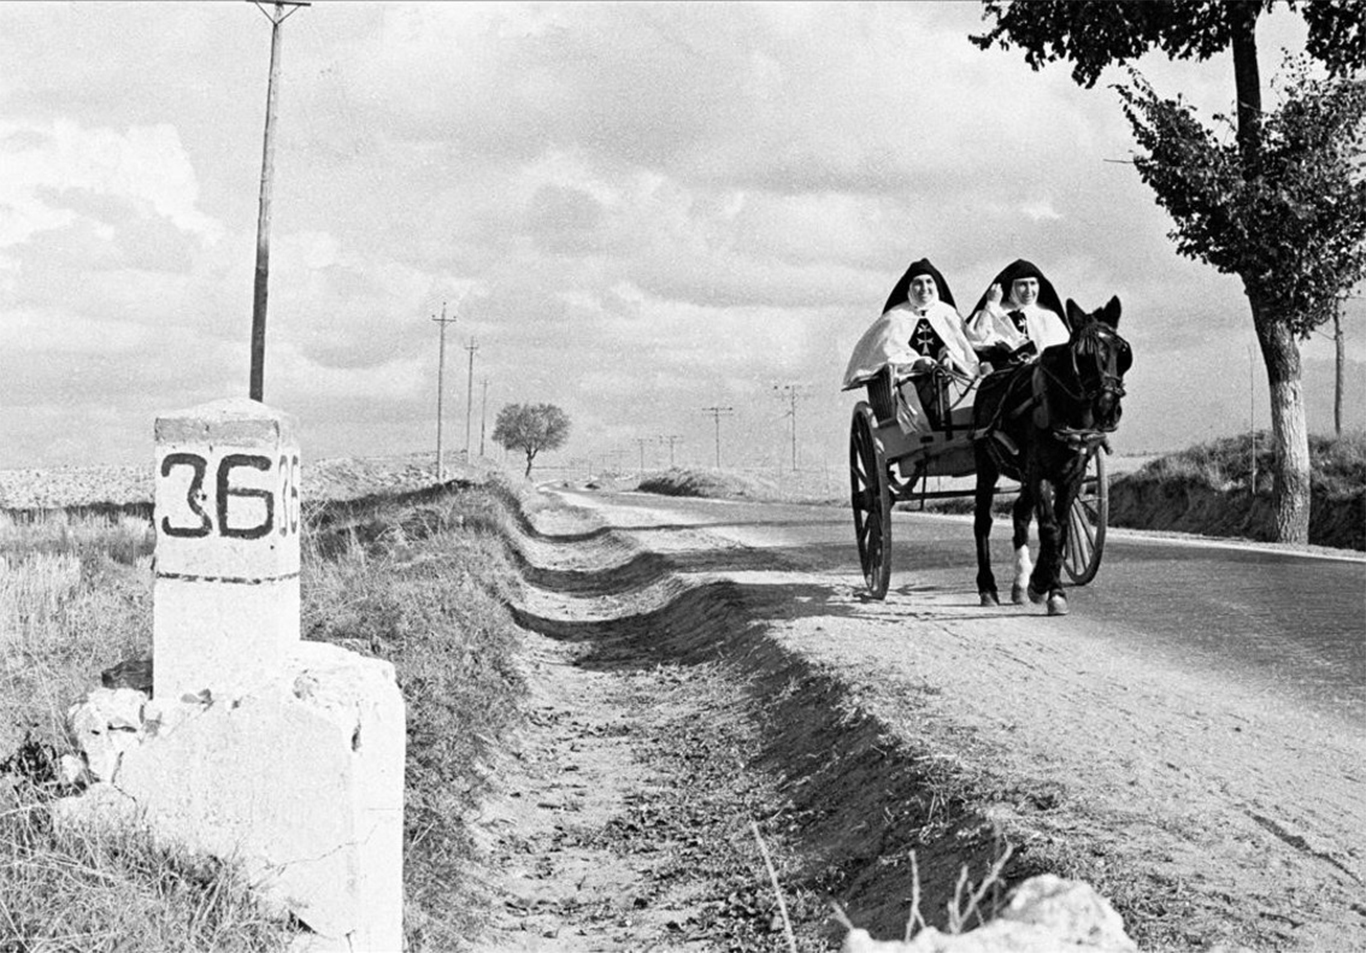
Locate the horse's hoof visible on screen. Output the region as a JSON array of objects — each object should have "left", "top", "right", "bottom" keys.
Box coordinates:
[
  {"left": 1026, "top": 583, "right": 1045, "bottom": 605},
  {"left": 1011, "top": 584, "right": 1027, "bottom": 605},
  {"left": 980, "top": 591, "right": 1000, "bottom": 607},
  {"left": 1047, "top": 592, "right": 1069, "bottom": 616}
]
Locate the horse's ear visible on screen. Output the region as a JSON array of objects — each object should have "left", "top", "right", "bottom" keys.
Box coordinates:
[
  {"left": 1065, "top": 298, "right": 1087, "bottom": 329},
  {"left": 1100, "top": 296, "right": 1122, "bottom": 328}
]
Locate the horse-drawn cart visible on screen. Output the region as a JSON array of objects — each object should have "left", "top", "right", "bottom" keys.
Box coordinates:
[{"left": 847, "top": 364, "right": 1108, "bottom": 600}]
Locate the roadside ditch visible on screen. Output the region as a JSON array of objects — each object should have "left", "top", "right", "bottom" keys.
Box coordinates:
[{"left": 469, "top": 494, "right": 1055, "bottom": 951}]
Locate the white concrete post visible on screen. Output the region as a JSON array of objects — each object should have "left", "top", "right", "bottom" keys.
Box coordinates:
[
  {"left": 153, "top": 397, "right": 301, "bottom": 700},
  {"left": 98, "top": 396, "right": 409, "bottom": 950}
]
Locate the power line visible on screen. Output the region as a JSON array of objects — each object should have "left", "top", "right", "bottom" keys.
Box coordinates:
[
  {"left": 634, "top": 437, "right": 653, "bottom": 476},
  {"left": 463, "top": 337, "right": 479, "bottom": 456},
  {"left": 480, "top": 377, "right": 491, "bottom": 457},
  {"left": 772, "top": 383, "right": 812, "bottom": 472},
  {"left": 701, "top": 406, "right": 735, "bottom": 469},
  {"left": 660, "top": 434, "right": 683, "bottom": 468},
  {"left": 432, "top": 302, "right": 456, "bottom": 481}
]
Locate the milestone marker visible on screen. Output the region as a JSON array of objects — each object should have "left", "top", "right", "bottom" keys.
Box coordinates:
[{"left": 153, "top": 397, "right": 301, "bottom": 699}]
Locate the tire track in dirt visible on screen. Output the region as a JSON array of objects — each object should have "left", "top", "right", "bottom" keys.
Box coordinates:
[{"left": 470, "top": 501, "right": 1026, "bottom": 952}]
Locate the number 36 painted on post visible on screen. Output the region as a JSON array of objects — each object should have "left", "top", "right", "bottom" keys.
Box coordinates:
[{"left": 160, "top": 452, "right": 301, "bottom": 540}]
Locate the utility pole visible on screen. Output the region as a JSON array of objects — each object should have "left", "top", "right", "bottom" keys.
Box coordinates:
[
  {"left": 660, "top": 434, "right": 682, "bottom": 468},
  {"left": 248, "top": 0, "right": 309, "bottom": 402},
  {"left": 634, "top": 437, "right": 653, "bottom": 477},
  {"left": 432, "top": 302, "right": 456, "bottom": 481},
  {"left": 480, "top": 377, "right": 490, "bottom": 457},
  {"left": 773, "top": 383, "right": 810, "bottom": 472},
  {"left": 463, "top": 337, "right": 479, "bottom": 457},
  {"left": 702, "top": 406, "right": 734, "bottom": 469}
]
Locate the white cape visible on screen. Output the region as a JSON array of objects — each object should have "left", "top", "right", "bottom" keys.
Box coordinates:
[
  {"left": 965, "top": 302, "right": 1070, "bottom": 353},
  {"left": 842, "top": 301, "right": 978, "bottom": 389}
]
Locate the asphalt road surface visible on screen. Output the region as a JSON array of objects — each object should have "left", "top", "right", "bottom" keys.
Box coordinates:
[{"left": 566, "top": 489, "right": 1366, "bottom": 729}]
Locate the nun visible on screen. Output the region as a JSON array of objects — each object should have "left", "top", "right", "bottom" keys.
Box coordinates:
[
  {"left": 965, "top": 259, "right": 1071, "bottom": 364},
  {"left": 843, "top": 258, "right": 979, "bottom": 432}
]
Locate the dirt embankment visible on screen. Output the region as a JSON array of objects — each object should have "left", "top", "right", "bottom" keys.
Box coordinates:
[
  {"left": 473, "top": 488, "right": 1366, "bottom": 952},
  {"left": 474, "top": 501, "right": 1048, "bottom": 952},
  {"left": 1109, "top": 474, "right": 1364, "bottom": 551}
]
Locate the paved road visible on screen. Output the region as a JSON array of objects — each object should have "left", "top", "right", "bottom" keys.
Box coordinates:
[{"left": 563, "top": 489, "right": 1366, "bottom": 728}]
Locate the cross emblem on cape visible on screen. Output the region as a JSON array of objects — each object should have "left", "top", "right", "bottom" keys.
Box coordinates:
[{"left": 910, "top": 316, "right": 945, "bottom": 360}]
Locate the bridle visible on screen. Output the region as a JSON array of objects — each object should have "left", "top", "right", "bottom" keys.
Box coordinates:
[{"left": 1037, "top": 321, "right": 1130, "bottom": 448}]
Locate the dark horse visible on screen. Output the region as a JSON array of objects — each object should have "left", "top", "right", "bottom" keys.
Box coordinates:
[{"left": 971, "top": 297, "right": 1131, "bottom": 615}]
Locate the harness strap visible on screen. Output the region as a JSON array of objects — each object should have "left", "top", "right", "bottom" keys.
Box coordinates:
[{"left": 1030, "top": 365, "right": 1049, "bottom": 430}]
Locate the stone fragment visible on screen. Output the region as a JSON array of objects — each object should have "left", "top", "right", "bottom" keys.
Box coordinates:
[
  {"left": 65, "top": 687, "right": 148, "bottom": 782},
  {"left": 839, "top": 875, "right": 1137, "bottom": 953},
  {"left": 111, "top": 641, "right": 404, "bottom": 950}
]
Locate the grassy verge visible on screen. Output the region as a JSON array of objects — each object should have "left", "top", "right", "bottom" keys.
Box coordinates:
[
  {"left": 300, "top": 481, "right": 529, "bottom": 950},
  {"left": 636, "top": 466, "right": 843, "bottom": 504},
  {"left": 1110, "top": 430, "right": 1365, "bottom": 550},
  {"left": 0, "top": 512, "right": 294, "bottom": 951},
  {"left": 0, "top": 479, "right": 532, "bottom": 951}
]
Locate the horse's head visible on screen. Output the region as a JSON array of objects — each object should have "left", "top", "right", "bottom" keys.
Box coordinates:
[{"left": 1056, "top": 296, "right": 1131, "bottom": 432}]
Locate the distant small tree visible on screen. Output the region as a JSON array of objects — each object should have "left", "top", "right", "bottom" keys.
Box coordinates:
[{"left": 492, "top": 403, "right": 571, "bottom": 478}]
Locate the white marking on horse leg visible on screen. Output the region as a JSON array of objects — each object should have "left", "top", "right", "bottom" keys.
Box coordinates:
[{"left": 1011, "top": 544, "right": 1033, "bottom": 603}]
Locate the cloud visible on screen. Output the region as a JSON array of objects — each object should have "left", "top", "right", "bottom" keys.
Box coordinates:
[
  {"left": 0, "top": 120, "right": 221, "bottom": 246},
  {"left": 273, "top": 343, "right": 427, "bottom": 403},
  {"left": 1020, "top": 201, "right": 1062, "bottom": 222}
]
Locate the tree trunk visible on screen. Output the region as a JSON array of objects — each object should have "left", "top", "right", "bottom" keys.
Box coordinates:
[
  {"left": 1229, "top": 5, "right": 1262, "bottom": 165},
  {"left": 1334, "top": 306, "right": 1344, "bottom": 437},
  {"left": 1230, "top": 9, "right": 1311, "bottom": 541},
  {"left": 1250, "top": 295, "right": 1312, "bottom": 543}
]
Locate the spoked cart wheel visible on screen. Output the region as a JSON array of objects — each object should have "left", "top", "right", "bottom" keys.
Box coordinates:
[
  {"left": 1063, "top": 448, "right": 1108, "bottom": 585},
  {"left": 849, "top": 403, "right": 892, "bottom": 599}
]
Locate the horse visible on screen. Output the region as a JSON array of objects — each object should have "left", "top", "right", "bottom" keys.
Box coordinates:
[{"left": 971, "top": 297, "right": 1131, "bottom": 616}]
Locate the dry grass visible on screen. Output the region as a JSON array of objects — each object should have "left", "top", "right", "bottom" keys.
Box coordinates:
[
  {"left": 637, "top": 466, "right": 843, "bottom": 504},
  {"left": 1, "top": 781, "right": 292, "bottom": 952},
  {"left": 0, "top": 512, "right": 292, "bottom": 952},
  {"left": 301, "top": 484, "right": 529, "bottom": 951},
  {"left": 0, "top": 468, "right": 529, "bottom": 950},
  {"left": 0, "top": 520, "right": 152, "bottom": 754},
  {"left": 829, "top": 844, "right": 1016, "bottom": 947}
]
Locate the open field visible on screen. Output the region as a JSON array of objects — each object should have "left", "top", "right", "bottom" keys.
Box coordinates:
[{"left": 1, "top": 439, "right": 1358, "bottom": 949}]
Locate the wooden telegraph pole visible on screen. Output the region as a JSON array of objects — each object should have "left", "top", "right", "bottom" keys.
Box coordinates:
[
  {"left": 661, "top": 434, "right": 682, "bottom": 468},
  {"left": 702, "top": 406, "right": 734, "bottom": 470},
  {"left": 249, "top": 0, "right": 309, "bottom": 402},
  {"left": 463, "top": 338, "right": 480, "bottom": 457},
  {"left": 480, "top": 377, "right": 490, "bottom": 457},
  {"left": 773, "top": 383, "right": 810, "bottom": 472},
  {"left": 432, "top": 303, "right": 456, "bottom": 481}
]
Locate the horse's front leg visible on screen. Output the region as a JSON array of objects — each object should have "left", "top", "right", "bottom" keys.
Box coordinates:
[
  {"left": 1028, "top": 471, "right": 1068, "bottom": 616},
  {"left": 1029, "top": 467, "right": 1079, "bottom": 616},
  {"left": 974, "top": 450, "right": 1001, "bottom": 606},
  {"left": 1009, "top": 484, "right": 1034, "bottom": 605}
]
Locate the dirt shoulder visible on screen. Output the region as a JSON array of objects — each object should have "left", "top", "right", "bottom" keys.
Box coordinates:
[{"left": 472, "top": 489, "right": 1364, "bottom": 952}]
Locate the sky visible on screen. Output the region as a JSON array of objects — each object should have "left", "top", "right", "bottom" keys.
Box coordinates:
[{"left": 1, "top": 1, "right": 1362, "bottom": 475}]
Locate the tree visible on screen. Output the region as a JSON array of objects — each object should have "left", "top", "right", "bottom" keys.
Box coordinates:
[
  {"left": 492, "top": 403, "right": 571, "bottom": 478},
  {"left": 973, "top": 1, "right": 1366, "bottom": 543}
]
